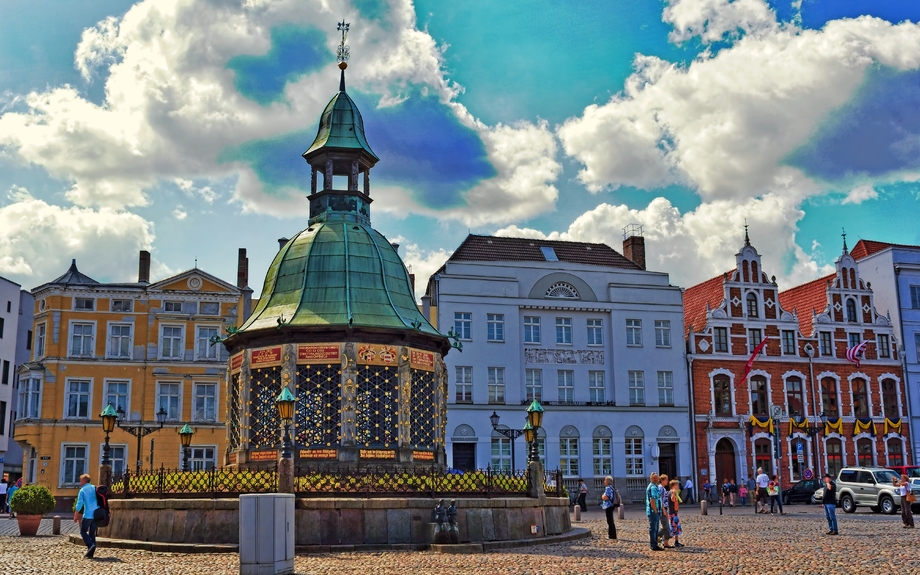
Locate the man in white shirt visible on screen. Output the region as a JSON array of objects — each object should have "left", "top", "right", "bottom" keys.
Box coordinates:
[
  {"left": 684, "top": 477, "right": 694, "bottom": 504},
  {"left": 755, "top": 468, "right": 770, "bottom": 514}
]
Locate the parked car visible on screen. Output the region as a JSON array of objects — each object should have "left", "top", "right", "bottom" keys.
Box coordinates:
[
  {"left": 888, "top": 465, "right": 920, "bottom": 479},
  {"left": 812, "top": 486, "right": 824, "bottom": 504},
  {"left": 783, "top": 479, "right": 821, "bottom": 505},
  {"left": 835, "top": 467, "right": 920, "bottom": 514}
]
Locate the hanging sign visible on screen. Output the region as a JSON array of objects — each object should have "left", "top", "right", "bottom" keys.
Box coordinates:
[
  {"left": 299, "top": 449, "right": 338, "bottom": 460},
  {"left": 251, "top": 346, "right": 283, "bottom": 367},
  {"left": 249, "top": 450, "right": 278, "bottom": 462},
  {"left": 409, "top": 349, "right": 435, "bottom": 371},
  {"left": 412, "top": 450, "right": 435, "bottom": 461},
  {"left": 360, "top": 449, "right": 396, "bottom": 460},
  {"left": 297, "top": 344, "right": 340, "bottom": 363},
  {"left": 230, "top": 353, "right": 244, "bottom": 373}
]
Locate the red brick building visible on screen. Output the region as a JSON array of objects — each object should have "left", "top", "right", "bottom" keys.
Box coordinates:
[{"left": 684, "top": 232, "right": 910, "bottom": 489}]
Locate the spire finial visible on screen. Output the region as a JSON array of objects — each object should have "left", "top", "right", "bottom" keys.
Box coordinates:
[
  {"left": 744, "top": 219, "right": 750, "bottom": 246},
  {"left": 842, "top": 227, "right": 848, "bottom": 254},
  {"left": 336, "top": 20, "right": 350, "bottom": 91}
]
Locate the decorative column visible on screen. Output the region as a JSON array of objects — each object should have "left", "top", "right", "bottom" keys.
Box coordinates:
[
  {"left": 350, "top": 160, "right": 359, "bottom": 191},
  {"left": 364, "top": 168, "right": 370, "bottom": 195},
  {"left": 397, "top": 347, "right": 412, "bottom": 462},
  {"left": 339, "top": 343, "right": 358, "bottom": 463},
  {"left": 310, "top": 167, "right": 317, "bottom": 194},
  {"left": 324, "top": 158, "right": 333, "bottom": 190},
  {"left": 434, "top": 356, "right": 448, "bottom": 463},
  {"left": 240, "top": 352, "right": 252, "bottom": 456}
]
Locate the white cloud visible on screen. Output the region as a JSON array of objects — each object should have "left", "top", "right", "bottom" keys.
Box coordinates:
[
  {"left": 664, "top": 0, "right": 778, "bottom": 45},
  {"left": 173, "top": 206, "right": 188, "bottom": 220},
  {"left": 390, "top": 236, "right": 453, "bottom": 301},
  {"left": 842, "top": 184, "right": 878, "bottom": 204}
]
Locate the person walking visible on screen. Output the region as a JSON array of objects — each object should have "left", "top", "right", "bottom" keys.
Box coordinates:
[
  {"left": 703, "top": 480, "right": 712, "bottom": 503},
  {"left": 768, "top": 477, "right": 780, "bottom": 514},
  {"left": 658, "top": 474, "right": 672, "bottom": 549},
  {"left": 897, "top": 474, "right": 914, "bottom": 529},
  {"left": 822, "top": 473, "right": 838, "bottom": 535},
  {"left": 74, "top": 474, "right": 99, "bottom": 558},
  {"left": 729, "top": 479, "right": 738, "bottom": 507},
  {"left": 684, "top": 477, "right": 694, "bottom": 504},
  {"left": 601, "top": 476, "right": 618, "bottom": 540},
  {"left": 771, "top": 474, "right": 785, "bottom": 515},
  {"left": 646, "top": 472, "right": 663, "bottom": 551},
  {"left": 721, "top": 478, "right": 731, "bottom": 507},
  {"left": 755, "top": 468, "right": 770, "bottom": 513},
  {"left": 739, "top": 484, "right": 748, "bottom": 506},
  {"left": 577, "top": 479, "right": 588, "bottom": 512},
  {"left": 6, "top": 480, "right": 18, "bottom": 518},
  {"left": 669, "top": 479, "right": 684, "bottom": 548},
  {"left": 0, "top": 477, "right": 7, "bottom": 516}
]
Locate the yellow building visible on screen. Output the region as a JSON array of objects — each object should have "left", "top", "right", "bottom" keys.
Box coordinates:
[{"left": 14, "top": 250, "right": 251, "bottom": 503}]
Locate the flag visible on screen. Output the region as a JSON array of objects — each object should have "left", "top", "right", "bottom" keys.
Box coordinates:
[
  {"left": 845, "top": 340, "right": 868, "bottom": 367},
  {"left": 741, "top": 337, "right": 769, "bottom": 382}
]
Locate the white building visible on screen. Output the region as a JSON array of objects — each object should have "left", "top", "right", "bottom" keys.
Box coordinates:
[
  {"left": 0, "top": 276, "right": 34, "bottom": 480},
  {"left": 423, "top": 232, "right": 691, "bottom": 499},
  {"left": 853, "top": 239, "right": 920, "bottom": 461}
]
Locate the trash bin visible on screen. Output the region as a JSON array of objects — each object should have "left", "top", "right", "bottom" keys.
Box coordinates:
[{"left": 239, "top": 493, "right": 295, "bottom": 575}]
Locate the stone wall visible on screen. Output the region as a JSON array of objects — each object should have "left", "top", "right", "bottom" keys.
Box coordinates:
[{"left": 102, "top": 497, "right": 571, "bottom": 546}]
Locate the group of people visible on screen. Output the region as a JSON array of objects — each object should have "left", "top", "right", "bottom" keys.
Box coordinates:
[
  {"left": 698, "top": 469, "right": 785, "bottom": 515},
  {"left": 0, "top": 477, "right": 21, "bottom": 517},
  {"left": 645, "top": 472, "right": 685, "bottom": 551}
]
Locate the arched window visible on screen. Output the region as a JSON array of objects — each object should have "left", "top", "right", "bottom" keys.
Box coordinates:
[
  {"left": 852, "top": 378, "right": 869, "bottom": 418},
  {"left": 559, "top": 426, "right": 580, "bottom": 477},
  {"left": 750, "top": 376, "right": 768, "bottom": 417},
  {"left": 846, "top": 298, "right": 858, "bottom": 322},
  {"left": 490, "top": 428, "right": 511, "bottom": 473},
  {"left": 754, "top": 438, "right": 773, "bottom": 475},
  {"left": 856, "top": 438, "right": 874, "bottom": 467},
  {"left": 747, "top": 293, "right": 759, "bottom": 318},
  {"left": 592, "top": 426, "right": 612, "bottom": 477},
  {"left": 714, "top": 376, "right": 732, "bottom": 416},
  {"left": 887, "top": 438, "right": 904, "bottom": 467},
  {"left": 786, "top": 377, "right": 804, "bottom": 417},
  {"left": 625, "top": 426, "right": 644, "bottom": 476},
  {"left": 545, "top": 282, "right": 579, "bottom": 299},
  {"left": 821, "top": 378, "right": 839, "bottom": 418},
  {"left": 826, "top": 438, "right": 843, "bottom": 478},
  {"left": 882, "top": 379, "right": 899, "bottom": 419}
]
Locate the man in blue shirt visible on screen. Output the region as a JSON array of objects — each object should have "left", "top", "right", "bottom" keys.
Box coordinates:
[
  {"left": 74, "top": 474, "right": 99, "bottom": 558},
  {"left": 646, "top": 472, "right": 663, "bottom": 551}
]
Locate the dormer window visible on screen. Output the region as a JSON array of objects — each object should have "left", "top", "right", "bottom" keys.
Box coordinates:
[
  {"left": 846, "top": 298, "right": 857, "bottom": 323},
  {"left": 746, "top": 293, "right": 759, "bottom": 318},
  {"left": 545, "top": 282, "right": 578, "bottom": 299},
  {"left": 540, "top": 246, "right": 559, "bottom": 261}
]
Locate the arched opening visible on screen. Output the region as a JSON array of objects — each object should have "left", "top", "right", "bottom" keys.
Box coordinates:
[
  {"left": 786, "top": 376, "right": 804, "bottom": 417},
  {"left": 852, "top": 378, "right": 869, "bottom": 418},
  {"left": 625, "top": 426, "right": 645, "bottom": 477},
  {"left": 856, "top": 438, "right": 874, "bottom": 467},
  {"left": 882, "top": 379, "right": 899, "bottom": 419},
  {"left": 750, "top": 376, "right": 768, "bottom": 417},
  {"left": 714, "top": 376, "right": 732, "bottom": 416},
  {"left": 887, "top": 438, "right": 904, "bottom": 467},
  {"left": 559, "top": 426, "right": 580, "bottom": 477},
  {"left": 846, "top": 298, "right": 858, "bottom": 323},
  {"left": 451, "top": 424, "right": 477, "bottom": 472},
  {"left": 826, "top": 438, "right": 843, "bottom": 478},
  {"left": 490, "top": 428, "right": 511, "bottom": 473},
  {"left": 821, "top": 378, "right": 839, "bottom": 418},
  {"left": 715, "top": 438, "right": 737, "bottom": 484},
  {"left": 754, "top": 438, "right": 773, "bottom": 476},
  {"left": 747, "top": 293, "right": 759, "bottom": 318},
  {"left": 592, "top": 426, "right": 612, "bottom": 478},
  {"left": 790, "top": 437, "right": 810, "bottom": 481}
]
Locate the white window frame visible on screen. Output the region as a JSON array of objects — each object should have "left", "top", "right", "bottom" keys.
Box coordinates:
[
  {"left": 73, "top": 297, "right": 95, "bottom": 311},
  {"left": 587, "top": 318, "right": 603, "bottom": 346},
  {"left": 106, "top": 322, "right": 134, "bottom": 359},
  {"left": 525, "top": 368, "right": 543, "bottom": 401},
  {"left": 911, "top": 285, "right": 920, "bottom": 309},
  {"left": 713, "top": 326, "right": 728, "bottom": 353},
  {"left": 111, "top": 299, "right": 133, "bottom": 312},
  {"left": 99, "top": 443, "right": 129, "bottom": 476},
  {"left": 490, "top": 435, "right": 511, "bottom": 473},
  {"left": 557, "top": 370, "right": 574, "bottom": 403},
  {"left": 626, "top": 319, "right": 642, "bottom": 346},
  {"left": 658, "top": 371, "right": 674, "bottom": 406},
  {"left": 163, "top": 300, "right": 184, "bottom": 313},
  {"left": 60, "top": 443, "right": 90, "bottom": 487},
  {"left": 192, "top": 381, "right": 219, "bottom": 422},
  {"left": 588, "top": 370, "right": 605, "bottom": 403},
  {"left": 35, "top": 322, "right": 46, "bottom": 359},
  {"left": 847, "top": 332, "right": 861, "bottom": 350},
  {"left": 625, "top": 436, "right": 644, "bottom": 476},
  {"left": 555, "top": 317, "right": 572, "bottom": 345},
  {"left": 63, "top": 378, "right": 92, "bottom": 419},
  {"left": 159, "top": 324, "right": 185, "bottom": 360},
  {"left": 523, "top": 316, "right": 541, "bottom": 344},
  {"left": 819, "top": 331, "right": 834, "bottom": 357},
  {"left": 486, "top": 313, "right": 505, "bottom": 342},
  {"left": 487, "top": 367, "right": 505, "bottom": 404},
  {"left": 877, "top": 334, "right": 890, "bottom": 359},
  {"left": 559, "top": 437, "right": 580, "bottom": 477},
  {"left": 748, "top": 328, "right": 764, "bottom": 355},
  {"left": 157, "top": 381, "right": 183, "bottom": 422},
  {"left": 654, "top": 320, "right": 671, "bottom": 348},
  {"left": 184, "top": 445, "right": 218, "bottom": 471},
  {"left": 592, "top": 436, "right": 612, "bottom": 476},
  {"left": 103, "top": 379, "right": 131, "bottom": 414},
  {"left": 18, "top": 377, "right": 42, "bottom": 419},
  {"left": 781, "top": 330, "right": 796, "bottom": 355},
  {"left": 454, "top": 312, "right": 472, "bottom": 341},
  {"left": 68, "top": 320, "right": 96, "bottom": 358},
  {"left": 195, "top": 324, "right": 221, "bottom": 361},
  {"left": 628, "top": 370, "right": 645, "bottom": 406},
  {"left": 455, "top": 366, "right": 473, "bottom": 403}
]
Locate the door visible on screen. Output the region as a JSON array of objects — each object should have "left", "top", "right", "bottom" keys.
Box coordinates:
[
  {"left": 452, "top": 443, "right": 476, "bottom": 472},
  {"left": 658, "top": 443, "right": 677, "bottom": 479},
  {"left": 715, "top": 438, "right": 737, "bottom": 484}
]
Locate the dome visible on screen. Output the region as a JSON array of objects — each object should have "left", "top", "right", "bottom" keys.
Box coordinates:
[{"left": 303, "top": 88, "right": 379, "bottom": 163}]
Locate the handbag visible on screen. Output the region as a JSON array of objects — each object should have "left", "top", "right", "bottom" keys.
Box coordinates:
[{"left": 907, "top": 492, "right": 916, "bottom": 503}]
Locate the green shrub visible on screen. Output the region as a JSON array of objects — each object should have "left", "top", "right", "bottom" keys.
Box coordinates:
[{"left": 9, "top": 484, "right": 56, "bottom": 516}]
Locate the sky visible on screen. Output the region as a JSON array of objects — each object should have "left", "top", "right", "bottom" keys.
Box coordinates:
[{"left": 1, "top": 0, "right": 920, "bottom": 302}]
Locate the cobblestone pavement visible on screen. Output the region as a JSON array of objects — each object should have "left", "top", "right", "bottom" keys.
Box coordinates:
[
  {"left": 2, "top": 509, "right": 918, "bottom": 574},
  {"left": 0, "top": 515, "right": 80, "bottom": 536}
]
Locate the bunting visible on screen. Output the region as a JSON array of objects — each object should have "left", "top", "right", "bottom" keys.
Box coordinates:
[
  {"left": 885, "top": 418, "right": 903, "bottom": 436},
  {"left": 749, "top": 415, "right": 774, "bottom": 434},
  {"left": 824, "top": 417, "right": 843, "bottom": 436},
  {"left": 854, "top": 418, "right": 877, "bottom": 436},
  {"left": 789, "top": 418, "right": 808, "bottom": 435}
]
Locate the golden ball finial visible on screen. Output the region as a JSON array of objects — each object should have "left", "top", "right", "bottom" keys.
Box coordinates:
[{"left": 338, "top": 62, "right": 348, "bottom": 70}]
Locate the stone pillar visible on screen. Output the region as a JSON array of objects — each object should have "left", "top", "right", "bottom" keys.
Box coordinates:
[
  {"left": 434, "top": 356, "right": 448, "bottom": 464},
  {"left": 364, "top": 168, "right": 370, "bottom": 195},
  {"left": 277, "top": 457, "right": 294, "bottom": 494},
  {"left": 350, "top": 160, "right": 359, "bottom": 191},
  {"left": 527, "top": 459, "right": 546, "bottom": 501},
  {"left": 98, "top": 463, "right": 112, "bottom": 490},
  {"left": 324, "top": 158, "right": 333, "bottom": 190},
  {"left": 397, "top": 347, "right": 412, "bottom": 462},
  {"left": 310, "top": 167, "right": 317, "bottom": 194},
  {"left": 240, "top": 352, "right": 252, "bottom": 457},
  {"left": 340, "top": 343, "right": 358, "bottom": 463}
]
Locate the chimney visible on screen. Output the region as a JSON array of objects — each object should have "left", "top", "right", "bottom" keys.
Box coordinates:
[
  {"left": 278, "top": 238, "right": 289, "bottom": 251},
  {"left": 237, "top": 248, "right": 249, "bottom": 288},
  {"left": 390, "top": 242, "right": 400, "bottom": 252},
  {"left": 138, "top": 250, "right": 151, "bottom": 283},
  {"left": 622, "top": 224, "right": 646, "bottom": 270},
  {"left": 409, "top": 273, "right": 416, "bottom": 297}
]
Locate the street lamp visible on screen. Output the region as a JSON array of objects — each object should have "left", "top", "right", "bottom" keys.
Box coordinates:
[
  {"left": 490, "top": 410, "right": 525, "bottom": 470},
  {"left": 179, "top": 424, "right": 194, "bottom": 471},
  {"left": 276, "top": 387, "right": 296, "bottom": 460},
  {"left": 116, "top": 405, "right": 169, "bottom": 472},
  {"left": 522, "top": 422, "right": 538, "bottom": 463},
  {"left": 526, "top": 400, "right": 545, "bottom": 465},
  {"left": 100, "top": 403, "right": 118, "bottom": 467}
]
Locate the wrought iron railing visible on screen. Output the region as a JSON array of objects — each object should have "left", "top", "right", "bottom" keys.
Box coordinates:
[{"left": 544, "top": 469, "right": 566, "bottom": 498}]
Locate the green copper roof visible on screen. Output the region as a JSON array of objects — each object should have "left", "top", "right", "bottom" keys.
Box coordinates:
[
  {"left": 238, "top": 221, "right": 439, "bottom": 336},
  {"left": 303, "top": 87, "right": 379, "bottom": 162}
]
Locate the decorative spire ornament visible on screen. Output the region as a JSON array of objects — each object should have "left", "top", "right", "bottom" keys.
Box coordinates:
[
  {"left": 744, "top": 218, "right": 750, "bottom": 246},
  {"left": 841, "top": 227, "right": 848, "bottom": 254},
  {"left": 336, "top": 20, "right": 351, "bottom": 91}
]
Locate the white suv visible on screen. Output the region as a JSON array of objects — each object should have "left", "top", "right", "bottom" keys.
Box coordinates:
[{"left": 834, "top": 467, "right": 917, "bottom": 514}]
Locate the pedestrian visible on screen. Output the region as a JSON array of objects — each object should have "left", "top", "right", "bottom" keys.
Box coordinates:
[
  {"left": 0, "top": 477, "right": 7, "bottom": 515},
  {"left": 703, "top": 480, "right": 712, "bottom": 503},
  {"left": 6, "top": 480, "right": 18, "bottom": 518},
  {"left": 74, "top": 473, "right": 99, "bottom": 558},
  {"left": 768, "top": 477, "right": 780, "bottom": 514},
  {"left": 729, "top": 479, "right": 738, "bottom": 507},
  {"left": 755, "top": 468, "right": 770, "bottom": 513},
  {"left": 684, "top": 477, "right": 694, "bottom": 504},
  {"left": 822, "top": 473, "right": 838, "bottom": 535},
  {"left": 669, "top": 479, "right": 684, "bottom": 548},
  {"left": 771, "top": 474, "right": 785, "bottom": 515},
  {"left": 577, "top": 478, "right": 588, "bottom": 512},
  {"left": 897, "top": 474, "right": 914, "bottom": 529},
  {"left": 600, "top": 476, "right": 618, "bottom": 540},
  {"left": 739, "top": 484, "right": 748, "bottom": 506},
  {"left": 721, "top": 478, "right": 731, "bottom": 507},
  {"left": 658, "top": 474, "right": 672, "bottom": 549},
  {"left": 646, "top": 472, "right": 663, "bottom": 551}
]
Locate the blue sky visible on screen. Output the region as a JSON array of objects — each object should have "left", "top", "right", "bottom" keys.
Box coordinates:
[{"left": 1, "top": 0, "right": 919, "bottom": 300}]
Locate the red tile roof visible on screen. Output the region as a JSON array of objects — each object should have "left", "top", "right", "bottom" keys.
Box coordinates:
[
  {"left": 446, "top": 234, "right": 641, "bottom": 269},
  {"left": 851, "top": 239, "right": 920, "bottom": 260},
  {"left": 683, "top": 273, "right": 728, "bottom": 337},
  {"left": 778, "top": 273, "right": 833, "bottom": 336}
]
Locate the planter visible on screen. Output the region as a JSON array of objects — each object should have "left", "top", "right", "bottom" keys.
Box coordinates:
[{"left": 17, "top": 514, "right": 43, "bottom": 537}]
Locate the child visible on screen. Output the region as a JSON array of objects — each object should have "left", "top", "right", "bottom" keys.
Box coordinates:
[
  {"left": 669, "top": 479, "right": 684, "bottom": 548},
  {"left": 739, "top": 484, "right": 748, "bottom": 506}
]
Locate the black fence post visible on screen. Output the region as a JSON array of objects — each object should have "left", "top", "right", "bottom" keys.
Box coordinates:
[
  {"left": 487, "top": 465, "right": 492, "bottom": 499},
  {"left": 158, "top": 465, "right": 165, "bottom": 499},
  {"left": 124, "top": 468, "right": 131, "bottom": 499}
]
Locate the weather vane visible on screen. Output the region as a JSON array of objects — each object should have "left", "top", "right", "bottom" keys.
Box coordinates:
[{"left": 337, "top": 20, "right": 350, "bottom": 68}]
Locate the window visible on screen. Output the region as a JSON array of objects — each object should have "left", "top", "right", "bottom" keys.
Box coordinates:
[
  {"left": 555, "top": 318, "right": 572, "bottom": 344},
  {"left": 35, "top": 323, "right": 46, "bottom": 358},
  {"left": 64, "top": 380, "right": 91, "bottom": 419},
  {"left": 748, "top": 329, "right": 763, "bottom": 354},
  {"left": 199, "top": 302, "right": 220, "bottom": 316},
  {"left": 103, "top": 445, "right": 127, "bottom": 476},
  {"left": 754, "top": 439, "right": 773, "bottom": 475},
  {"left": 658, "top": 371, "right": 674, "bottom": 406},
  {"left": 912, "top": 286, "right": 920, "bottom": 309},
  {"left": 846, "top": 298, "right": 857, "bottom": 322},
  {"left": 821, "top": 378, "right": 838, "bottom": 418},
  {"left": 491, "top": 436, "right": 511, "bottom": 472},
  {"left": 18, "top": 378, "right": 40, "bottom": 418},
  {"left": 193, "top": 383, "right": 217, "bottom": 421},
  {"left": 61, "top": 445, "right": 88, "bottom": 486},
  {"left": 782, "top": 330, "right": 796, "bottom": 355},
  {"left": 826, "top": 439, "right": 843, "bottom": 478},
  {"left": 0, "top": 401, "right": 5, "bottom": 435},
  {"left": 587, "top": 319, "right": 603, "bottom": 346},
  {"left": 540, "top": 246, "right": 559, "bottom": 261},
  {"left": 160, "top": 326, "right": 184, "bottom": 359},
  {"left": 857, "top": 438, "right": 873, "bottom": 467},
  {"left": 877, "top": 334, "right": 890, "bottom": 359},
  {"left": 888, "top": 438, "right": 904, "bottom": 468},
  {"left": 487, "top": 313, "right": 504, "bottom": 342},
  {"left": 848, "top": 332, "right": 861, "bottom": 350},
  {"left": 882, "top": 379, "right": 899, "bottom": 419},
  {"left": 593, "top": 436, "right": 611, "bottom": 476},
  {"left": 625, "top": 437, "right": 644, "bottom": 476},
  {"left": 560, "top": 437, "right": 579, "bottom": 476},
  {"left": 714, "top": 376, "right": 732, "bottom": 416},
  {"left": 655, "top": 320, "right": 671, "bottom": 347},
  {"left": 714, "top": 327, "right": 728, "bottom": 353},
  {"left": 111, "top": 299, "right": 132, "bottom": 312},
  {"left": 488, "top": 367, "right": 505, "bottom": 404},
  {"left": 546, "top": 282, "right": 578, "bottom": 298},
  {"left": 0, "top": 318, "right": 4, "bottom": 338},
  {"left": 525, "top": 369, "right": 542, "bottom": 401},
  {"left": 1, "top": 360, "right": 8, "bottom": 385},
  {"left": 70, "top": 322, "right": 95, "bottom": 357},
  {"left": 189, "top": 446, "right": 217, "bottom": 471},
  {"left": 455, "top": 366, "right": 472, "bottom": 403},
  {"left": 746, "top": 293, "right": 758, "bottom": 317},
  {"left": 557, "top": 370, "right": 574, "bottom": 403},
  {"left": 454, "top": 312, "right": 472, "bottom": 340},
  {"left": 74, "top": 297, "right": 94, "bottom": 310},
  {"left": 164, "top": 300, "right": 183, "bottom": 313},
  {"left": 196, "top": 326, "right": 220, "bottom": 360},
  {"left": 158, "top": 383, "right": 181, "bottom": 421},
  {"left": 108, "top": 323, "right": 132, "bottom": 358},
  {"left": 786, "top": 377, "right": 804, "bottom": 418},
  {"left": 628, "top": 371, "right": 645, "bottom": 406},
  {"left": 852, "top": 378, "right": 869, "bottom": 418},
  {"left": 105, "top": 380, "right": 129, "bottom": 413},
  {"left": 26, "top": 329, "right": 32, "bottom": 351},
  {"left": 626, "top": 319, "right": 642, "bottom": 346},
  {"left": 589, "top": 371, "right": 605, "bottom": 403},
  {"left": 747, "top": 376, "right": 767, "bottom": 416},
  {"left": 820, "top": 331, "right": 833, "bottom": 356},
  {"left": 523, "top": 316, "right": 541, "bottom": 344},
  {"left": 916, "top": 333, "right": 920, "bottom": 362}
]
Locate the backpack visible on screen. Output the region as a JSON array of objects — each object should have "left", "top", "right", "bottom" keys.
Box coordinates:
[
  {"left": 93, "top": 485, "right": 110, "bottom": 526},
  {"left": 612, "top": 488, "right": 622, "bottom": 509}
]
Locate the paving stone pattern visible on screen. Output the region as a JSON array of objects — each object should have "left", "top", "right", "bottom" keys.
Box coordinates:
[{"left": 2, "top": 511, "right": 919, "bottom": 574}]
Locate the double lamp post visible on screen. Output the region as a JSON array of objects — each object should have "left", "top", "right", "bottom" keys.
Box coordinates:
[{"left": 490, "top": 399, "right": 545, "bottom": 469}]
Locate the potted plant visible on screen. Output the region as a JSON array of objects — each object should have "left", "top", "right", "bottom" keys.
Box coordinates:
[{"left": 9, "top": 484, "right": 56, "bottom": 536}]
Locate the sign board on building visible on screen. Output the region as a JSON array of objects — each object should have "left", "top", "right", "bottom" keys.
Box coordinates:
[
  {"left": 250, "top": 346, "right": 283, "bottom": 367},
  {"left": 360, "top": 449, "right": 395, "bottom": 460},
  {"left": 299, "top": 449, "right": 338, "bottom": 460},
  {"left": 230, "top": 353, "right": 244, "bottom": 373},
  {"left": 412, "top": 450, "right": 434, "bottom": 461},
  {"left": 796, "top": 441, "right": 805, "bottom": 465},
  {"left": 297, "top": 344, "right": 340, "bottom": 363},
  {"left": 249, "top": 450, "right": 278, "bottom": 462},
  {"left": 356, "top": 344, "right": 399, "bottom": 366},
  {"left": 40, "top": 456, "right": 51, "bottom": 461},
  {"left": 409, "top": 350, "right": 435, "bottom": 371}
]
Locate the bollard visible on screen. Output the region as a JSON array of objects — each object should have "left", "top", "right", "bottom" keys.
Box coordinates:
[
  {"left": 573, "top": 506, "right": 581, "bottom": 522},
  {"left": 617, "top": 505, "right": 625, "bottom": 520},
  {"left": 700, "top": 501, "right": 708, "bottom": 516},
  {"left": 52, "top": 516, "right": 61, "bottom": 535}
]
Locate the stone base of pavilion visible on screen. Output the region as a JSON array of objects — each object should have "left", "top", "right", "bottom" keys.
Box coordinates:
[{"left": 82, "top": 496, "right": 578, "bottom": 552}]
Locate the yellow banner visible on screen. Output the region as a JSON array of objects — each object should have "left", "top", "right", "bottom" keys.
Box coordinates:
[
  {"left": 885, "top": 418, "right": 903, "bottom": 436},
  {"left": 854, "top": 419, "right": 877, "bottom": 436},
  {"left": 824, "top": 417, "right": 843, "bottom": 436},
  {"left": 789, "top": 418, "right": 808, "bottom": 435},
  {"left": 749, "top": 416, "right": 774, "bottom": 434}
]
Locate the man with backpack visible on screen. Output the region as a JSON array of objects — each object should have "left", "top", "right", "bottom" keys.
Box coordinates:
[{"left": 74, "top": 474, "right": 99, "bottom": 558}]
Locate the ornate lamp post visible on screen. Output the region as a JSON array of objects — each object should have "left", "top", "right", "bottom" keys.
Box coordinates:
[
  {"left": 490, "top": 410, "right": 525, "bottom": 470},
  {"left": 116, "top": 405, "right": 168, "bottom": 473},
  {"left": 276, "top": 387, "right": 296, "bottom": 493},
  {"left": 99, "top": 403, "right": 118, "bottom": 487},
  {"left": 179, "top": 424, "right": 195, "bottom": 471},
  {"left": 526, "top": 400, "right": 545, "bottom": 463},
  {"left": 522, "top": 422, "right": 537, "bottom": 463}
]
